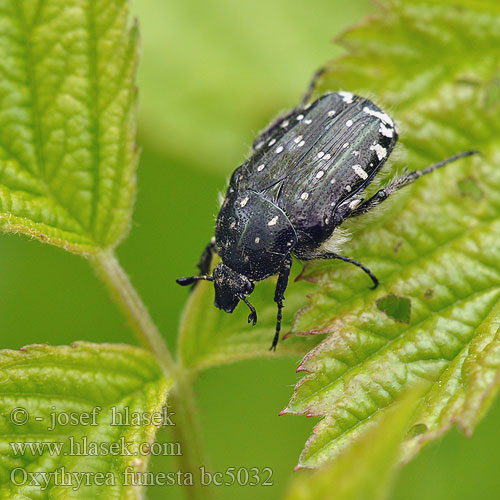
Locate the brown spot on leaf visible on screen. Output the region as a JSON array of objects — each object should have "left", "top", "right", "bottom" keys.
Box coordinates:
[
  {"left": 407, "top": 423, "right": 428, "bottom": 438},
  {"left": 393, "top": 240, "right": 403, "bottom": 253},
  {"left": 458, "top": 177, "right": 483, "bottom": 200}
]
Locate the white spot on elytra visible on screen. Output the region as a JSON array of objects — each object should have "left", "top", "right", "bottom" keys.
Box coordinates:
[
  {"left": 281, "top": 120, "right": 289, "bottom": 128},
  {"left": 304, "top": 119, "right": 312, "bottom": 125},
  {"left": 339, "top": 91, "right": 354, "bottom": 103},
  {"left": 257, "top": 164, "right": 265, "bottom": 171},
  {"left": 255, "top": 141, "right": 264, "bottom": 149},
  {"left": 352, "top": 164, "right": 368, "bottom": 180},
  {"left": 346, "top": 119, "right": 353, "bottom": 127},
  {"left": 268, "top": 216, "right": 279, "bottom": 226},
  {"left": 255, "top": 237, "right": 260, "bottom": 244},
  {"left": 352, "top": 150, "right": 360, "bottom": 157},
  {"left": 230, "top": 221, "right": 236, "bottom": 228},
  {"left": 275, "top": 145, "right": 284, "bottom": 154},
  {"left": 370, "top": 144, "right": 387, "bottom": 160},
  {"left": 297, "top": 114, "right": 304, "bottom": 121},
  {"left": 268, "top": 138, "right": 276, "bottom": 146},
  {"left": 345, "top": 185, "right": 352, "bottom": 192},
  {"left": 294, "top": 135, "right": 303, "bottom": 144},
  {"left": 328, "top": 110, "right": 336, "bottom": 116},
  {"left": 330, "top": 178, "right": 336, "bottom": 184},
  {"left": 324, "top": 153, "right": 331, "bottom": 160},
  {"left": 349, "top": 199, "right": 362, "bottom": 209},
  {"left": 240, "top": 197, "right": 249, "bottom": 207},
  {"left": 316, "top": 171, "right": 324, "bottom": 179},
  {"left": 210, "top": 236, "right": 216, "bottom": 244},
  {"left": 298, "top": 140, "right": 305, "bottom": 147},
  {"left": 317, "top": 151, "right": 325, "bottom": 158},
  {"left": 380, "top": 123, "right": 394, "bottom": 138},
  {"left": 343, "top": 142, "right": 349, "bottom": 148},
  {"left": 301, "top": 192, "right": 309, "bottom": 200},
  {"left": 363, "top": 106, "right": 394, "bottom": 127}
]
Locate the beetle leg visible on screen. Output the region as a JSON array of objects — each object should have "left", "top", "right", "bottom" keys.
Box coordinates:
[
  {"left": 176, "top": 275, "right": 214, "bottom": 286},
  {"left": 239, "top": 295, "right": 258, "bottom": 325},
  {"left": 302, "top": 251, "right": 379, "bottom": 289},
  {"left": 177, "top": 239, "right": 216, "bottom": 290},
  {"left": 325, "top": 253, "right": 378, "bottom": 289},
  {"left": 270, "top": 255, "right": 293, "bottom": 351},
  {"left": 349, "top": 151, "right": 479, "bottom": 218},
  {"left": 252, "top": 110, "right": 296, "bottom": 151},
  {"left": 299, "top": 67, "right": 326, "bottom": 107},
  {"left": 253, "top": 68, "right": 326, "bottom": 151},
  {"left": 198, "top": 238, "right": 216, "bottom": 275}
]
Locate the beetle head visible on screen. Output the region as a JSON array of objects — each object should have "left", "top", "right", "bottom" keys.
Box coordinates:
[
  {"left": 213, "top": 263, "right": 254, "bottom": 313},
  {"left": 177, "top": 263, "right": 258, "bottom": 325}
]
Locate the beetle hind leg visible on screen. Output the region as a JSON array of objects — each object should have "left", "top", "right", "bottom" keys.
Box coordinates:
[
  {"left": 349, "top": 150, "right": 479, "bottom": 218},
  {"left": 299, "top": 67, "right": 326, "bottom": 107},
  {"left": 253, "top": 68, "right": 326, "bottom": 152}
]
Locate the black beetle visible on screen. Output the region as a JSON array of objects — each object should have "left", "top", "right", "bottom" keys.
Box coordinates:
[{"left": 177, "top": 70, "right": 477, "bottom": 350}]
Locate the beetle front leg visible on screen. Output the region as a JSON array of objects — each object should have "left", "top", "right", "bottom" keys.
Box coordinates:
[
  {"left": 270, "top": 255, "right": 293, "bottom": 351},
  {"left": 198, "top": 238, "right": 216, "bottom": 275}
]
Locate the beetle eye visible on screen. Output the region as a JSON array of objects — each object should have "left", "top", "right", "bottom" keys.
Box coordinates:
[{"left": 245, "top": 281, "right": 254, "bottom": 293}]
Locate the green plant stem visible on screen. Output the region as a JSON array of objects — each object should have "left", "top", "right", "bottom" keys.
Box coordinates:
[
  {"left": 171, "top": 371, "right": 213, "bottom": 500},
  {"left": 89, "top": 250, "right": 211, "bottom": 500},
  {"left": 90, "top": 250, "right": 176, "bottom": 374}
]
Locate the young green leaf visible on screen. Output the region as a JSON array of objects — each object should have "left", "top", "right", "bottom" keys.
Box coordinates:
[
  {"left": 0, "top": 342, "right": 171, "bottom": 498},
  {"left": 282, "top": 0, "right": 500, "bottom": 469},
  {"left": 284, "top": 389, "right": 421, "bottom": 500},
  {"left": 0, "top": 0, "right": 139, "bottom": 254}
]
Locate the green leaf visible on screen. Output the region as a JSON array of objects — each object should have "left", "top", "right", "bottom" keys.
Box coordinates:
[
  {"left": 0, "top": 0, "right": 139, "bottom": 254},
  {"left": 0, "top": 342, "right": 171, "bottom": 498},
  {"left": 178, "top": 257, "right": 324, "bottom": 371},
  {"left": 282, "top": 0, "right": 500, "bottom": 469},
  {"left": 284, "top": 389, "right": 421, "bottom": 500}
]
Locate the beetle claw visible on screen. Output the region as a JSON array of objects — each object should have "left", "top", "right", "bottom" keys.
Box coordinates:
[{"left": 248, "top": 311, "right": 257, "bottom": 326}]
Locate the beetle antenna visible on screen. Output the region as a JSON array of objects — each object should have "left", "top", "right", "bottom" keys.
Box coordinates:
[
  {"left": 176, "top": 275, "right": 213, "bottom": 286},
  {"left": 239, "top": 295, "right": 257, "bottom": 326}
]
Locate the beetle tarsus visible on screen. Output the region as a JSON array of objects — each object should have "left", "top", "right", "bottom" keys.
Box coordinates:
[
  {"left": 239, "top": 295, "right": 258, "bottom": 326},
  {"left": 248, "top": 311, "right": 257, "bottom": 326},
  {"left": 350, "top": 150, "right": 480, "bottom": 218}
]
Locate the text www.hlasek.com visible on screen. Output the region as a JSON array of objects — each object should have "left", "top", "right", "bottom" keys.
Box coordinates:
[{"left": 10, "top": 436, "right": 181, "bottom": 457}]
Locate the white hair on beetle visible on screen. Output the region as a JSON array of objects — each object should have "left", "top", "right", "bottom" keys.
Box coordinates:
[
  {"left": 217, "top": 190, "right": 225, "bottom": 207},
  {"left": 319, "top": 226, "right": 352, "bottom": 254}
]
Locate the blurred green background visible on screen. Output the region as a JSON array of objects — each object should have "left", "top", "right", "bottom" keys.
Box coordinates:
[{"left": 1, "top": 0, "right": 499, "bottom": 498}]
